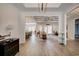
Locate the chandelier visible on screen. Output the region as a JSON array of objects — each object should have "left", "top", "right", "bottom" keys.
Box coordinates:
[{"left": 38, "top": 3, "right": 47, "bottom": 12}]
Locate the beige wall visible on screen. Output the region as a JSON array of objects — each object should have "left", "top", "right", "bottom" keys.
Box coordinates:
[
  {"left": 67, "top": 18, "right": 75, "bottom": 40},
  {"left": 0, "top": 4, "right": 25, "bottom": 43},
  {"left": 67, "top": 15, "right": 79, "bottom": 40}
]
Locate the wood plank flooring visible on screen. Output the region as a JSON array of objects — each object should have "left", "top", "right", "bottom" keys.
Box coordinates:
[{"left": 16, "top": 34, "right": 79, "bottom": 56}]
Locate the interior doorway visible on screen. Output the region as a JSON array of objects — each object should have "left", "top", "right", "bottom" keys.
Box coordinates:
[
  {"left": 75, "top": 19, "right": 79, "bottom": 39},
  {"left": 25, "top": 23, "right": 36, "bottom": 32},
  {"left": 24, "top": 16, "right": 59, "bottom": 40},
  {"left": 44, "top": 25, "right": 52, "bottom": 34}
]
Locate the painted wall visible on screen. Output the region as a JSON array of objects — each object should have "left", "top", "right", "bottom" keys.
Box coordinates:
[
  {"left": 67, "top": 15, "right": 79, "bottom": 40},
  {"left": 0, "top": 4, "right": 25, "bottom": 43},
  {"left": 67, "top": 18, "right": 75, "bottom": 40}
]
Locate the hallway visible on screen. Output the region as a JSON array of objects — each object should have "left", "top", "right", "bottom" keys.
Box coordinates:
[{"left": 16, "top": 33, "right": 79, "bottom": 56}]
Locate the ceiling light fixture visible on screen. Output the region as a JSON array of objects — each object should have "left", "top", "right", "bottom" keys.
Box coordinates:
[{"left": 38, "top": 3, "right": 47, "bottom": 13}]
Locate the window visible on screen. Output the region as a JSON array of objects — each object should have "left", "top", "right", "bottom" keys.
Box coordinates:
[
  {"left": 48, "top": 25, "right": 52, "bottom": 34},
  {"left": 25, "top": 23, "right": 36, "bottom": 32}
]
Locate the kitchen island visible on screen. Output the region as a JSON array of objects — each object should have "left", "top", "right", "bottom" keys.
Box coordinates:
[{"left": 0, "top": 38, "right": 19, "bottom": 56}]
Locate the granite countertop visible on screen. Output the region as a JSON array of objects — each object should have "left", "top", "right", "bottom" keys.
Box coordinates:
[
  {"left": 0, "top": 37, "right": 5, "bottom": 41},
  {"left": 0, "top": 38, "right": 18, "bottom": 45}
]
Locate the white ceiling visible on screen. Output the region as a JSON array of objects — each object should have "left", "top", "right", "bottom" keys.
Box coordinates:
[
  {"left": 47, "top": 3, "right": 61, "bottom": 8},
  {"left": 67, "top": 5, "right": 79, "bottom": 18},
  {"left": 24, "top": 3, "right": 61, "bottom": 8},
  {"left": 33, "top": 16, "right": 58, "bottom": 22},
  {"left": 12, "top": 3, "right": 79, "bottom": 19},
  {"left": 25, "top": 16, "right": 59, "bottom": 23},
  {"left": 70, "top": 7, "right": 79, "bottom": 15},
  {"left": 13, "top": 3, "right": 79, "bottom": 12},
  {"left": 25, "top": 16, "right": 59, "bottom": 25},
  {"left": 33, "top": 16, "right": 58, "bottom": 21},
  {"left": 24, "top": 3, "right": 38, "bottom": 8}
]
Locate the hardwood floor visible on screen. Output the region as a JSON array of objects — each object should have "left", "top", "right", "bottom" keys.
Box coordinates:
[{"left": 16, "top": 34, "right": 79, "bottom": 56}]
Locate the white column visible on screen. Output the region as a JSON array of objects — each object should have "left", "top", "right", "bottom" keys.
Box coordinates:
[
  {"left": 59, "top": 13, "right": 67, "bottom": 45},
  {"left": 64, "top": 14, "right": 67, "bottom": 45},
  {"left": 59, "top": 15, "right": 63, "bottom": 43}
]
